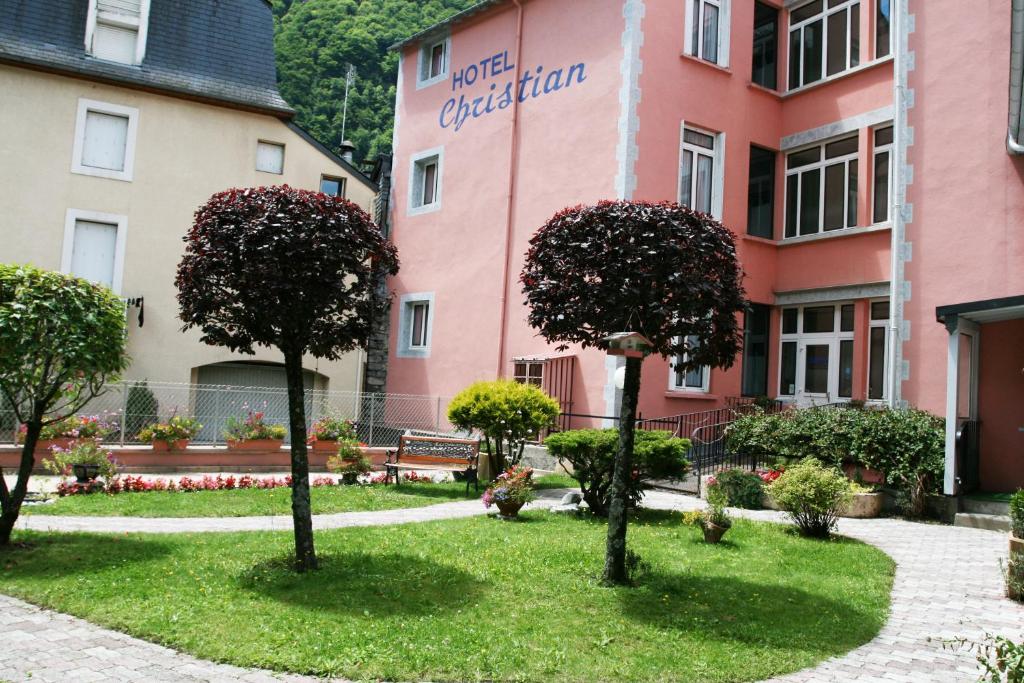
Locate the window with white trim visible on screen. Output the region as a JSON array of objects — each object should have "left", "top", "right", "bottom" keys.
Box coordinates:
[
  {"left": 417, "top": 37, "right": 450, "bottom": 87},
  {"left": 409, "top": 301, "right": 430, "bottom": 349},
  {"left": 61, "top": 209, "right": 128, "bottom": 294},
  {"left": 876, "top": 0, "right": 891, "bottom": 59},
  {"left": 513, "top": 360, "right": 544, "bottom": 387},
  {"left": 867, "top": 299, "right": 889, "bottom": 400},
  {"left": 408, "top": 147, "right": 443, "bottom": 215},
  {"left": 669, "top": 335, "right": 711, "bottom": 393},
  {"left": 320, "top": 175, "right": 346, "bottom": 198},
  {"left": 779, "top": 303, "right": 856, "bottom": 401},
  {"left": 872, "top": 125, "right": 893, "bottom": 224},
  {"left": 85, "top": 0, "right": 150, "bottom": 65},
  {"left": 71, "top": 99, "right": 139, "bottom": 182},
  {"left": 396, "top": 292, "right": 434, "bottom": 358},
  {"left": 685, "top": 0, "right": 731, "bottom": 67},
  {"left": 784, "top": 135, "right": 858, "bottom": 238},
  {"left": 788, "top": 0, "right": 860, "bottom": 90},
  {"left": 679, "top": 125, "right": 723, "bottom": 217},
  {"left": 256, "top": 141, "right": 285, "bottom": 174}
]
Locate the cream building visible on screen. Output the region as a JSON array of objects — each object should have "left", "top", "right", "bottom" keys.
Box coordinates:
[{"left": 0, "top": 0, "right": 378, "bottom": 399}]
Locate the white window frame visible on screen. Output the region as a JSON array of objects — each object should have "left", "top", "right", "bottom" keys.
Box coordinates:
[
  {"left": 407, "top": 146, "right": 444, "bottom": 216},
  {"left": 84, "top": 0, "right": 151, "bottom": 65},
  {"left": 416, "top": 35, "right": 451, "bottom": 89},
  {"left": 396, "top": 292, "right": 435, "bottom": 358},
  {"left": 788, "top": 0, "right": 860, "bottom": 90},
  {"left": 783, "top": 135, "right": 858, "bottom": 238},
  {"left": 778, "top": 303, "right": 856, "bottom": 402},
  {"left": 70, "top": 98, "right": 139, "bottom": 182},
  {"left": 320, "top": 174, "right": 347, "bottom": 198},
  {"left": 684, "top": 0, "right": 731, "bottom": 67},
  {"left": 678, "top": 123, "right": 725, "bottom": 219},
  {"left": 256, "top": 140, "right": 285, "bottom": 175},
  {"left": 61, "top": 208, "right": 128, "bottom": 294},
  {"left": 668, "top": 335, "right": 711, "bottom": 393},
  {"left": 871, "top": 124, "right": 893, "bottom": 225},
  {"left": 867, "top": 298, "right": 890, "bottom": 401},
  {"left": 513, "top": 359, "right": 545, "bottom": 387}
]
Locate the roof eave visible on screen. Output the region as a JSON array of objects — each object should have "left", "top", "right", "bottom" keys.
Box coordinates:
[{"left": 388, "top": 0, "right": 506, "bottom": 51}]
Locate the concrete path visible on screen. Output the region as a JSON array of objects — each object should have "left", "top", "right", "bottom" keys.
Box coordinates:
[{"left": 2, "top": 489, "right": 1022, "bottom": 682}]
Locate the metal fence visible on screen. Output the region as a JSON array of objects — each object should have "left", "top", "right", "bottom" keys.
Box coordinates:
[{"left": 0, "top": 381, "right": 459, "bottom": 449}]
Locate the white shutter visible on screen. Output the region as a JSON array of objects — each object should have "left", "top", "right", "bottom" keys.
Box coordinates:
[
  {"left": 97, "top": 0, "right": 141, "bottom": 17},
  {"left": 71, "top": 220, "right": 118, "bottom": 288},
  {"left": 256, "top": 142, "right": 285, "bottom": 174},
  {"left": 81, "top": 110, "right": 129, "bottom": 171},
  {"left": 92, "top": 23, "right": 138, "bottom": 63}
]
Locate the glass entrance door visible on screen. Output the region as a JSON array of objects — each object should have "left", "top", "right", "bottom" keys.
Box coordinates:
[{"left": 796, "top": 340, "right": 835, "bottom": 406}]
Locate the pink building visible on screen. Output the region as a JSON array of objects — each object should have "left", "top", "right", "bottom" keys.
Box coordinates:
[{"left": 386, "top": 0, "right": 1023, "bottom": 494}]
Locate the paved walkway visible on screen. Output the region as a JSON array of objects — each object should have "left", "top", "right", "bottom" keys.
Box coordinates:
[{"left": 2, "top": 489, "right": 1022, "bottom": 683}]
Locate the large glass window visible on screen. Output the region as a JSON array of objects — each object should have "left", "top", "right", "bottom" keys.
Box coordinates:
[
  {"left": 868, "top": 300, "right": 889, "bottom": 400},
  {"left": 680, "top": 127, "right": 718, "bottom": 215},
  {"left": 671, "top": 335, "right": 710, "bottom": 393},
  {"left": 742, "top": 304, "right": 771, "bottom": 396},
  {"left": 872, "top": 125, "right": 893, "bottom": 224},
  {"left": 785, "top": 135, "right": 858, "bottom": 238},
  {"left": 688, "top": 0, "right": 728, "bottom": 65},
  {"left": 752, "top": 2, "right": 778, "bottom": 89},
  {"left": 748, "top": 146, "right": 776, "bottom": 238},
  {"left": 778, "top": 304, "right": 856, "bottom": 401},
  {"left": 876, "top": 0, "right": 891, "bottom": 59},
  {"left": 788, "top": 0, "right": 860, "bottom": 90}
]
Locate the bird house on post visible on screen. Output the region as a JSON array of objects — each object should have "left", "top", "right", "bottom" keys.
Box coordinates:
[{"left": 603, "top": 332, "right": 653, "bottom": 358}]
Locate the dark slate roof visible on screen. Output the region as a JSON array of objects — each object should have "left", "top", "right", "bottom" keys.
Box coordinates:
[
  {"left": 389, "top": 0, "right": 506, "bottom": 51},
  {"left": 0, "top": 0, "right": 293, "bottom": 115}
]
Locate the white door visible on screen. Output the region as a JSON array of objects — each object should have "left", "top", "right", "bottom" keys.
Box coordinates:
[{"left": 795, "top": 339, "right": 836, "bottom": 407}]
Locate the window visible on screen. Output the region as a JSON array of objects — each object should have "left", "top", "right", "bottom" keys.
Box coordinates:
[
  {"left": 778, "top": 304, "right": 855, "bottom": 402},
  {"left": 752, "top": 2, "right": 778, "bottom": 89},
  {"left": 61, "top": 209, "right": 127, "bottom": 294},
  {"left": 397, "top": 293, "right": 434, "bottom": 358},
  {"left": 679, "top": 125, "right": 722, "bottom": 217},
  {"left": 876, "top": 0, "right": 891, "bottom": 58},
  {"left": 670, "top": 335, "right": 710, "bottom": 393},
  {"left": 408, "top": 147, "right": 444, "bottom": 215},
  {"left": 686, "top": 0, "right": 730, "bottom": 66},
  {"left": 788, "top": 0, "right": 860, "bottom": 90},
  {"left": 872, "top": 125, "right": 893, "bottom": 224},
  {"left": 71, "top": 99, "right": 138, "bottom": 182},
  {"left": 748, "top": 146, "right": 776, "bottom": 238},
  {"left": 784, "top": 135, "right": 858, "bottom": 238},
  {"left": 85, "top": 0, "right": 150, "bottom": 65},
  {"left": 320, "top": 175, "right": 346, "bottom": 198},
  {"left": 513, "top": 361, "right": 545, "bottom": 387},
  {"left": 742, "top": 304, "right": 771, "bottom": 396},
  {"left": 868, "top": 299, "right": 889, "bottom": 400},
  {"left": 417, "top": 37, "right": 450, "bottom": 87},
  {"left": 256, "top": 141, "right": 285, "bottom": 174}
]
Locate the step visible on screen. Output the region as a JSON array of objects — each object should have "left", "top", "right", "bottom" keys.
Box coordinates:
[
  {"left": 962, "top": 498, "right": 1011, "bottom": 516},
  {"left": 954, "top": 512, "right": 1012, "bottom": 533}
]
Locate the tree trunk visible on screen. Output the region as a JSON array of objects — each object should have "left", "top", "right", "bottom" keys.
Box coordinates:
[
  {"left": 0, "top": 420, "right": 41, "bottom": 545},
  {"left": 283, "top": 347, "right": 317, "bottom": 572},
  {"left": 603, "top": 355, "right": 642, "bottom": 585}
]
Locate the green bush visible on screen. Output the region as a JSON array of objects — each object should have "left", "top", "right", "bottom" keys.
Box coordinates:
[
  {"left": 709, "top": 468, "right": 764, "bottom": 509},
  {"left": 544, "top": 428, "right": 690, "bottom": 516},
  {"left": 727, "top": 406, "right": 944, "bottom": 517},
  {"left": 124, "top": 381, "right": 158, "bottom": 441},
  {"left": 447, "top": 380, "right": 560, "bottom": 476},
  {"left": 769, "top": 458, "right": 852, "bottom": 539},
  {"left": 1011, "top": 490, "right": 1024, "bottom": 539}
]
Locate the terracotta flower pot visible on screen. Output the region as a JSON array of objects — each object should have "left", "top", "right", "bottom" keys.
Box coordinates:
[
  {"left": 701, "top": 522, "right": 729, "bottom": 544},
  {"left": 310, "top": 439, "right": 338, "bottom": 452},
  {"left": 226, "top": 439, "right": 285, "bottom": 451},
  {"left": 150, "top": 439, "right": 190, "bottom": 452},
  {"left": 495, "top": 500, "right": 525, "bottom": 519}
]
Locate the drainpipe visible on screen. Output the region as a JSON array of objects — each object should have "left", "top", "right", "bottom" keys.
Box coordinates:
[
  {"left": 495, "top": 0, "right": 525, "bottom": 378},
  {"left": 1008, "top": 0, "right": 1024, "bottom": 153},
  {"left": 887, "top": 0, "right": 908, "bottom": 408}
]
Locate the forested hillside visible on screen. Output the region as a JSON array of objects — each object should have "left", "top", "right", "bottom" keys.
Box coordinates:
[{"left": 272, "top": 0, "right": 478, "bottom": 167}]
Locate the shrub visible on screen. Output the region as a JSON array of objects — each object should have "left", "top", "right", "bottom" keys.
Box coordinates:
[
  {"left": 124, "top": 381, "right": 159, "bottom": 441},
  {"left": 224, "top": 410, "right": 286, "bottom": 442},
  {"left": 43, "top": 440, "right": 118, "bottom": 481},
  {"left": 138, "top": 416, "right": 202, "bottom": 444},
  {"left": 544, "top": 428, "right": 690, "bottom": 516},
  {"left": 701, "top": 485, "right": 732, "bottom": 530},
  {"left": 327, "top": 453, "right": 372, "bottom": 483},
  {"left": 947, "top": 633, "right": 1024, "bottom": 682},
  {"left": 447, "top": 380, "right": 560, "bottom": 475},
  {"left": 1010, "top": 490, "right": 1023, "bottom": 539},
  {"left": 708, "top": 468, "right": 764, "bottom": 509},
  {"left": 769, "top": 458, "right": 852, "bottom": 539}
]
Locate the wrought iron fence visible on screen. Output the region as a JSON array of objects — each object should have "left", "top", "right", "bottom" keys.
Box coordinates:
[{"left": 0, "top": 381, "right": 459, "bottom": 449}]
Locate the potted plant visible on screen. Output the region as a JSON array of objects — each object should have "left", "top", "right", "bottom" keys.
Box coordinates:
[
  {"left": 840, "top": 481, "right": 886, "bottom": 518},
  {"left": 482, "top": 465, "right": 536, "bottom": 519},
  {"left": 1009, "top": 490, "right": 1023, "bottom": 601},
  {"left": 19, "top": 414, "right": 115, "bottom": 451},
  {"left": 138, "top": 415, "right": 202, "bottom": 451},
  {"left": 223, "top": 410, "right": 286, "bottom": 450},
  {"left": 699, "top": 484, "right": 732, "bottom": 543},
  {"left": 43, "top": 440, "right": 118, "bottom": 492},
  {"left": 307, "top": 416, "right": 360, "bottom": 452},
  {"left": 328, "top": 452, "right": 372, "bottom": 484}
]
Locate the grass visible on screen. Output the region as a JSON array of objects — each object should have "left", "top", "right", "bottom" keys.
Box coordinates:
[
  {"left": 24, "top": 474, "right": 576, "bottom": 517},
  {"left": 1, "top": 511, "right": 894, "bottom": 682}
]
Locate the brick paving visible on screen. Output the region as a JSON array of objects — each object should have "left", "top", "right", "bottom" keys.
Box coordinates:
[{"left": 2, "top": 489, "right": 1022, "bottom": 682}]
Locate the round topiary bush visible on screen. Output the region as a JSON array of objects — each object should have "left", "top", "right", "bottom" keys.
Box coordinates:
[{"left": 770, "top": 458, "right": 852, "bottom": 539}]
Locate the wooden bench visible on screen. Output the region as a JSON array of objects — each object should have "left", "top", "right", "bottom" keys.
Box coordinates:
[{"left": 384, "top": 435, "right": 480, "bottom": 494}]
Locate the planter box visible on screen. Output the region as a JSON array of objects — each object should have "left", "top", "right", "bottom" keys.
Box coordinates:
[
  {"left": 840, "top": 492, "right": 885, "bottom": 518},
  {"left": 310, "top": 439, "right": 339, "bottom": 453},
  {"left": 149, "top": 439, "right": 190, "bottom": 452},
  {"left": 226, "top": 439, "right": 285, "bottom": 451},
  {"left": 1011, "top": 535, "right": 1024, "bottom": 555}
]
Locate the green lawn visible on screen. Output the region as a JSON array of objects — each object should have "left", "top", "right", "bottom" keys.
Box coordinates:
[
  {"left": 1, "top": 511, "right": 894, "bottom": 682},
  {"left": 24, "top": 474, "right": 576, "bottom": 517}
]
